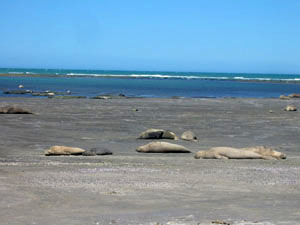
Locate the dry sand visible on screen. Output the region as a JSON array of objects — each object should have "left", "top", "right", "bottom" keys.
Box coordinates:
[{"left": 0, "top": 97, "right": 300, "bottom": 225}]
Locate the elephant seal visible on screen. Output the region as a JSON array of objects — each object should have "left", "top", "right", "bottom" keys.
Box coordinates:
[
  {"left": 0, "top": 106, "right": 33, "bottom": 114},
  {"left": 139, "top": 129, "right": 178, "bottom": 140},
  {"left": 279, "top": 95, "right": 290, "bottom": 100},
  {"left": 82, "top": 147, "right": 113, "bottom": 156},
  {"left": 136, "top": 142, "right": 190, "bottom": 153},
  {"left": 45, "top": 146, "right": 86, "bottom": 156},
  {"left": 181, "top": 130, "right": 197, "bottom": 142},
  {"left": 242, "top": 146, "right": 286, "bottom": 159},
  {"left": 194, "top": 147, "right": 269, "bottom": 159},
  {"left": 285, "top": 105, "right": 297, "bottom": 111},
  {"left": 288, "top": 93, "right": 300, "bottom": 98}
]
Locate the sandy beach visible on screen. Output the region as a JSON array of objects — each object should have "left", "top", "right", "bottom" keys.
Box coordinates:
[{"left": 0, "top": 97, "right": 300, "bottom": 225}]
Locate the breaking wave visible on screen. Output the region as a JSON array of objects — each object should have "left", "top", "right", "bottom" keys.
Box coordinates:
[{"left": 65, "top": 73, "right": 300, "bottom": 82}]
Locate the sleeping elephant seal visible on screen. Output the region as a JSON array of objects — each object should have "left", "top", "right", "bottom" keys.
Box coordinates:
[
  {"left": 82, "top": 147, "right": 113, "bottom": 156},
  {"left": 136, "top": 141, "right": 190, "bottom": 153},
  {"left": 0, "top": 106, "right": 33, "bottom": 114},
  {"left": 139, "top": 129, "right": 178, "bottom": 140},
  {"left": 194, "top": 147, "right": 268, "bottom": 159},
  {"left": 45, "top": 146, "right": 86, "bottom": 156},
  {"left": 285, "top": 105, "right": 297, "bottom": 111},
  {"left": 181, "top": 130, "right": 197, "bottom": 142},
  {"left": 242, "top": 146, "right": 286, "bottom": 159}
]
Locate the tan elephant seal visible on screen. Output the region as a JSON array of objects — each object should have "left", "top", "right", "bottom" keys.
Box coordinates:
[
  {"left": 181, "top": 130, "right": 197, "bottom": 142},
  {"left": 139, "top": 129, "right": 178, "bottom": 140},
  {"left": 45, "top": 146, "right": 86, "bottom": 156},
  {"left": 285, "top": 105, "right": 297, "bottom": 111},
  {"left": 136, "top": 141, "right": 190, "bottom": 153},
  {"left": 279, "top": 95, "right": 290, "bottom": 100},
  {"left": 242, "top": 146, "right": 286, "bottom": 159},
  {"left": 194, "top": 147, "right": 269, "bottom": 159}
]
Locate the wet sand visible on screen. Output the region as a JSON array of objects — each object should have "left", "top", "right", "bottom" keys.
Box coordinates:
[{"left": 0, "top": 97, "right": 300, "bottom": 225}]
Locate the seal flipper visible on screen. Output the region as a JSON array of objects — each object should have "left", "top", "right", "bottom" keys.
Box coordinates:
[
  {"left": 215, "top": 154, "right": 229, "bottom": 159},
  {"left": 261, "top": 156, "right": 276, "bottom": 160}
]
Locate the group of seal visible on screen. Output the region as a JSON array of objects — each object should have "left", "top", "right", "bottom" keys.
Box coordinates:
[
  {"left": 136, "top": 129, "right": 198, "bottom": 153},
  {"left": 136, "top": 129, "right": 286, "bottom": 160},
  {"left": 44, "top": 146, "right": 113, "bottom": 156},
  {"left": 2, "top": 108, "right": 285, "bottom": 160},
  {"left": 139, "top": 128, "right": 197, "bottom": 142},
  {"left": 139, "top": 129, "right": 178, "bottom": 140}
]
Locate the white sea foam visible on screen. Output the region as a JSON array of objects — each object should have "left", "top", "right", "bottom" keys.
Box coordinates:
[
  {"left": 8, "top": 72, "right": 24, "bottom": 74},
  {"left": 66, "top": 73, "right": 231, "bottom": 80},
  {"left": 64, "top": 72, "right": 300, "bottom": 82},
  {"left": 234, "top": 76, "right": 248, "bottom": 80},
  {"left": 130, "top": 74, "right": 200, "bottom": 79}
]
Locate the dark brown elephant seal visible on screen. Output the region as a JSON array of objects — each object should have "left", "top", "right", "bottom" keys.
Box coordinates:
[
  {"left": 0, "top": 106, "right": 33, "bottom": 114},
  {"left": 139, "top": 129, "right": 178, "bottom": 140},
  {"left": 136, "top": 142, "right": 190, "bottom": 153},
  {"left": 181, "top": 131, "right": 197, "bottom": 142},
  {"left": 45, "top": 146, "right": 86, "bottom": 156},
  {"left": 82, "top": 148, "right": 113, "bottom": 156}
]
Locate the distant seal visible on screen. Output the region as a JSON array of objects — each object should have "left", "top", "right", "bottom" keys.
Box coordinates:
[
  {"left": 3, "top": 90, "right": 32, "bottom": 94},
  {"left": 279, "top": 95, "right": 290, "bottom": 100},
  {"left": 181, "top": 131, "right": 197, "bottom": 142},
  {"left": 44, "top": 146, "right": 86, "bottom": 156},
  {"left": 0, "top": 106, "right": 33, "bottom": 114},
  {"left": 194, "top": 147, "right": 270, "bottom": 159},
  {"left": 82, "top": 147, "right": 113, "bottom": 156},
  {"left": 288, "top": 93, "right": 300, "bottom": 98},
  {"left": 139, "top": 129, "right": 178, "bottom": 140},
  {"left": 241, "top": 146, "right": 286, "bottom": 159},
  {"left": 285, "top": 105, "right": 297, "bottom": 111},
  {"left": 136, "top": 141, "right": 190, "bottom": 153}
]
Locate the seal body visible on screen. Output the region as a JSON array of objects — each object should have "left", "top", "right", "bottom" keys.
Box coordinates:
[
  {"left": 82, "top": 148, "right": 113, "bottom": 156},
  {"left": 45, "top": 146, "right": 86, "bottom": 156},
  {"left": 242, "top": 146, "right": 286, "bottom": 159},
  {"left": 181, "top": 131, "right": 197, "bottom": 142},
  {"left": 194, "top": 147, "right": 268, "bottom": 159},
  {"left": 0, "top": 106, "right": 33, "bottom": 114},
  {"left": 136, "top": 141, "right": 190, "bottom": 153},
  {"left": 285, "top": 105, "right": 297, "bottom": 111},
  {"left": 194, "top": 146, "right": 286, "bottom": 160},
  {"left": 139, "top": 129, "right": 178, "bottom": 140}
]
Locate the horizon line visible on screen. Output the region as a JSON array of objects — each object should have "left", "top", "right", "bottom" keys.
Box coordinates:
[{"left": 0, "top": 66, "right": 300, "bottom": 76}]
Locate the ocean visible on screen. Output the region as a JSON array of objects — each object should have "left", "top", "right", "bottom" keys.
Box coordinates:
[{"left": 1, "top": 68, "right": 300, "bottom": 98}]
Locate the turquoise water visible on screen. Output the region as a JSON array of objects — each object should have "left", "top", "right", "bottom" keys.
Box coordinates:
[
  {"left": 1, "top": 68, "right": 300, "bottom": 98},
  {"left": 1, "top": 68, "right": 300, "bottom": 81}
]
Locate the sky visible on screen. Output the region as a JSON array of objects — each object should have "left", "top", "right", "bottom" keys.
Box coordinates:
[{"left": 0, "top": 0, "right": 300, "bottom": 74}]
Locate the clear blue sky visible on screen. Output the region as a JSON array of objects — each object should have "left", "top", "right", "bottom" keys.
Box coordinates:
[{"left": 1, "top": 0, "right": 300, "bottom": 73}]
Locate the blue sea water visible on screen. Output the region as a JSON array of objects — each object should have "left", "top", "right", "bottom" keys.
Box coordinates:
[{"left": 0, "top": 68, "right": 300, "bottom": 98}]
